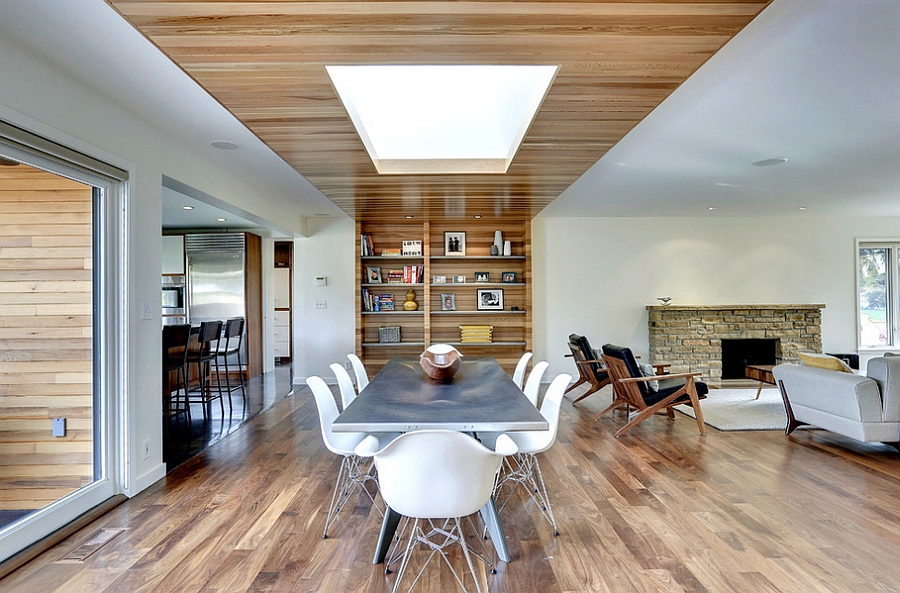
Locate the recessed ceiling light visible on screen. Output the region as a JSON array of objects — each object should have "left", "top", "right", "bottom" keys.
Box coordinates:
[
  {"left": 473, "top": 214, "right": 482, "bottom": 219},
  {"left": 211, "top": 141, "right": 240, "bottom": 150},
  {"left": 798, "top": 207, "right": 807, "bottom": 211},
  {"left": 326, "top": 64, "right": 558, "bottom": 174},
  {"left": 217, "top": 218, "right": 227, "bottom": 222},
  {"left": 405, "top": 215, "right": 414, "bottom": 219},
  {"left": 182, "top": 206, "right": 194, "bottom": 210},
  {"left": 708, "top": 207, "right": 718, "bottom": 211},
  {"left": 752, "top": 157, "right": 789, "bottom": 167}
]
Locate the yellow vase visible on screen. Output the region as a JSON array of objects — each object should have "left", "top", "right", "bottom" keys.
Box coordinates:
[{"left": 403, "top": 289, "right": 418, "bottom": 311}]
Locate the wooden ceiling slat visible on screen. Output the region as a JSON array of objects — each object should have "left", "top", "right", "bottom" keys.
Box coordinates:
[{"left": 109, "top": 0, "right": 771, "bottom": 223}]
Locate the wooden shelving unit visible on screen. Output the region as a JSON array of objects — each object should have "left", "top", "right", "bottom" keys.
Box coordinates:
[{"left": 355, "top": 221, "right": 532, "bottom": 376}]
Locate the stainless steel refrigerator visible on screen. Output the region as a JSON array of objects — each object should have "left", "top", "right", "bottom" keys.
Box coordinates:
[{"left": 185, "top": 233, "right": 246, "bottom": 325}]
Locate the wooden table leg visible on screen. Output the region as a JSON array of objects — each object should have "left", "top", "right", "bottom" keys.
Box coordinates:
[{"left": 755, "top": 380, "right": 764, "bottom": 400}]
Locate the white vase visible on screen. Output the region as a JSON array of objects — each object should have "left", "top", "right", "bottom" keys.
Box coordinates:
[
  {"left": 503, "top": 240, "right": 511, "bottom": 256},
  {"left": 493, "top": 230, "right": 503, "bottom": 252}
]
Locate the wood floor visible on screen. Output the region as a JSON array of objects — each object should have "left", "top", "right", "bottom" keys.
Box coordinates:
[{"left": 2, "top": 383, "right": 899, "bottom": 593}]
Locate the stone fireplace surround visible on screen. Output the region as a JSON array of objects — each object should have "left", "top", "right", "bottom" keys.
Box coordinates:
[{"left": 647, "top": 304, "right": 824, "bottom": 383}]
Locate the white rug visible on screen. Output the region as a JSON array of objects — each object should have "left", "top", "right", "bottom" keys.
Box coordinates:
[{"left": 677, "top": 388, "right": 793, "bottom": 431}]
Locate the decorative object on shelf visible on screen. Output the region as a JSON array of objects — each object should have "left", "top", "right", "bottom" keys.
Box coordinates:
[
  {"left": 503, "top": 240, "right": 512, "bottom": 256},
  {"left": 477, "top": 288, "right": 504, "bottom": 311},
  {"left": 490, "top": 244, "right": 500, "bottom": 256},
  {"left": 501, "top": 271, "right": 517, "bottom": 283},
  {"left": 493, "top": 230, "right": 503, "bottom": 254},
  {"left": 441, "top": 293, "right": 456, "bottom": 311},
  {"left": 657, "top": 296, "right": 672, "bottom": 306},
  {"left": 444, "top": 231, "right": 466, "bottom": 256},
  {"left": 401, "top": 240, "right": 422, "bottom": 256},
  {"left": 379, "top": 326, "right": 401, "bottom": 343},
  {"left": 474, "top": 271, "right": 490, "bottom": 283},
  {"left": 453, "top": 275, "right": 466, "bottom": 283},
  {"left": 367, "top": 266, "right": 382, "bottom": 283},
  {"left": 403, "top": 289, "right": 418, "bottom": 311},
  {"left": 419, "top": 343, "right": 462, "bottom": 381},
  {"left": 433, "top": 275, "right": 447, "bottom": 284},
  {"left": 460, "top": 325, "right": 493, "bottom": 343}
]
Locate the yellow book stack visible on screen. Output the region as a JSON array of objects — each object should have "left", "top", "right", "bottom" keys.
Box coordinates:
[{"left": 460, "top": 325, "right": 493, "bottom": 343}]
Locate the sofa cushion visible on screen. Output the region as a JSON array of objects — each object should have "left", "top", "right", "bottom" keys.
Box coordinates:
[{"left": 798, "top": 351, "right": 854, "bottom": 373}]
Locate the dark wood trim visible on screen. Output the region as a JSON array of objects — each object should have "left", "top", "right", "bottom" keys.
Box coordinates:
[{"left": 245, "top": 232, "right": 263, "bottom": 378}]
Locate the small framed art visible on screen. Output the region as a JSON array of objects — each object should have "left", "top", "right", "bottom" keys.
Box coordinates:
[
  {"left": 441, "top": 293, "right": 456, "bottom": 311},
  {"left": 366, "top": 266, "right": 382, "bottom": 283},
  {"left": 433, "top": 275, "right": 447, "bottom": 284},
  {"left": 477, "top": 288, "right": 504, "bottom": 311},
  {"left": 474, "top": 271, "right": 490, "bottom": 283},
  {"left": 453, "top": 275, "right": 466, "bottom": 283},
  {"left": 444, "top": 231, "right": 466, "bottom": 256},
  {"left": 501, "top": 271, "right": 517, "bottom": 283}
]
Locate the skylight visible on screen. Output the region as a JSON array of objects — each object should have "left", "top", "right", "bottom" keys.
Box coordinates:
[{"left": 326, "top": 65, "right": 558, "bottom": 174}]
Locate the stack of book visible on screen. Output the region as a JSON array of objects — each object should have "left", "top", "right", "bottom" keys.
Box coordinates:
[
  {"left": 380, "top": 248, "right": 402, "bottom": 257},
  {"left": 460, "top": 325, "right": 493, "bottom": 343},
  {"left": 361, "top": 290, "right": 396, "bottom": 312},
  {"left": 379, "top": 294, "right": 395, "bottom": 311},
  {"left": 385, "top": 270, "right": 405, "bottom": 283}
]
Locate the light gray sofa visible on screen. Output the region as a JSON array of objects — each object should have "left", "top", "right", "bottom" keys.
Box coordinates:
[{"left": 772, "top": 356, "right": 900, "bottom": 447}]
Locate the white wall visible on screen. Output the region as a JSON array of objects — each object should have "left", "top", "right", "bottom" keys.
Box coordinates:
[
  {"left": 533, "top": 216, "right": 896, "bottom": 379},
  {"left": 292, "top": 218, "right": 357, "bottom": 384}
]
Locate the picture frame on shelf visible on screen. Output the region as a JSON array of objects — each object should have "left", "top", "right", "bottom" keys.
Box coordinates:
[
  {"left": 501, "top": 271, "right": 517, "bottom": 283},
  {"left": 401, "top": 240, "right": 422, "bottom": 256},
  {"left": 433, "top": 275, "right": 447, "bottom": 284},
  {"left": 444, "top": 231, "right": 466, "bottom": 256},
  {"left": 477, "top": 288, "right": 504, "bottom": 311},
  {"left": 474, "top": 271, "right": 490, "bottom": 283},
  {"left": 441, "top": 293, "right": 456, "bottom": 311},
  {"left": 367, "top": 266, "right": 382, "bottom": 283},
  {"left": 453, "top": 275, "right": 466, "bottom": 283}
]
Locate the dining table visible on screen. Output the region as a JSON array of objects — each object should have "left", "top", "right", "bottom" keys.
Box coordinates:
[{"left": 332, "top": 355, "right": 548, "bottom": 564}]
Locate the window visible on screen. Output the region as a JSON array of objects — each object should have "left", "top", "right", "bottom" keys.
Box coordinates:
[{"left": 858, "top": 242, "right": 896, "bottom": 349}]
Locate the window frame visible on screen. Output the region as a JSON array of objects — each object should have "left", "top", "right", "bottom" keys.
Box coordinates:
[{"left": 856, "top": 239, "right": 900, "bottom": 352}]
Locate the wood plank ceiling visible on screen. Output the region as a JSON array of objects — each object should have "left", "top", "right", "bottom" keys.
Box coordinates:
[{"left": 107, "top": 1, "right": 771, "bottom": 224}]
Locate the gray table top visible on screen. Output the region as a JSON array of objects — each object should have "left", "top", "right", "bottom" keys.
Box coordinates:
[{"left": 332, "top": 356, "right": 548, "bottom": 433}]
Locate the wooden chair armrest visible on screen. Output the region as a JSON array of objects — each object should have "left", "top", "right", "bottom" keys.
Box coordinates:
[
  {"left": 619, "top": 372, "right": 701, "bottom": 383},
  {"left": 652, "top": 363, "right": 671, "bottom": 373}
]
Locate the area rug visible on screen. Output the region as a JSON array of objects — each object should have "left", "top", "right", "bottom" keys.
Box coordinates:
[{"left": 677, "top": 388, "right": 793, "bottom": 431}]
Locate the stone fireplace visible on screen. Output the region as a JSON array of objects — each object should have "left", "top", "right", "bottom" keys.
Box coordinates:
[{"left": 647, "top": 304, "right": 824, "bottom": 382}]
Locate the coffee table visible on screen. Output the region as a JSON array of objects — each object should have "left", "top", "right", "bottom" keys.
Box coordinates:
[{"left": 745, "top": 364, "right": 775, "bottom": 399}]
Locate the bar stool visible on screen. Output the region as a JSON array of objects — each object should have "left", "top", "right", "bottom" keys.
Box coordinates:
[
  {"left": 162, "top": 323, "right": 192, "bottom": 422},
  {"left": 216, "top": 317, "right": 246, "bottom": 409},
  {"left": 186, "top": 320, "right": 224, "bottom": 421}
]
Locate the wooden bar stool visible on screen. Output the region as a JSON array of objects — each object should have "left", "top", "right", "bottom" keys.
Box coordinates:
[{"left": 186, "top": 320, "right": 224, "bottom": 422}]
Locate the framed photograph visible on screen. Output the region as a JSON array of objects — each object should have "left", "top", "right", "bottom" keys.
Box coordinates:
[
  {"left": 477, "top": 288, "right": 504, "bottom": 311},
  {"left": 501, "top": 271, "right": 517, "bottom": 283},
  {"left": 474, "top": 271, "right": 490, "bottom": 283},
  {"left": 366, "top": 266, "right": 382, "bottom": 284},
  {"left": 453, "top": 275, "right": 466, "bottom": 283},
  {"left": 441, "top": 293, "right": 456, "bottom": 311},
  {"left": 433, "top": 275, "right": 447, "bottom": 284},
  {"left": 444, "top": 231, "right": 466, "bottom": 256}
]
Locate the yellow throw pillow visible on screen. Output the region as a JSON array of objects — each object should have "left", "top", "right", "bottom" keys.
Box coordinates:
[{"left": 798, "top": 352, "right": 854, "bottom": 373}]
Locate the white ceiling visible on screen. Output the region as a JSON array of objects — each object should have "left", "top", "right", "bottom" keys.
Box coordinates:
[{"left": 1, "top": 0, "right": 898, "bottom": 228}]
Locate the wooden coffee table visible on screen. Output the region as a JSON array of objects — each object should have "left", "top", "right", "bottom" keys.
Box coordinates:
[{"left": 745, "top": 364, "right": 775, "bottom": 399}]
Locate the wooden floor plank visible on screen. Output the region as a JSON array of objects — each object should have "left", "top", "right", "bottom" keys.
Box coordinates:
[{"left": 2, "top": 383, "right": 900, "bottom": 593}]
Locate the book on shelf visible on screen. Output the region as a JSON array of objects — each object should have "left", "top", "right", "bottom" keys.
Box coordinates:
[
  {"left": 379, "top": 293, "right": 395, "bottom": 311},
  {"left": 360, "top": 233, "right": 375, "bottom": 257},
  {"left": 401, "top": 240, "right": 422, "bottom": 256},
  {"left": 380, "top": 248, "right": 402, "bottom": 257},
  {"left": 460, "top": 325, "right": 493, "bottom": 343}
]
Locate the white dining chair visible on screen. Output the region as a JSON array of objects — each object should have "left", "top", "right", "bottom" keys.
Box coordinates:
[
  {"left": 347, "top": 353, "right": 369, "bottom": 392},
  {"left": 522, "top": 360, "right": 549, "bottom": 407},
  {"left": 494, "top": 372, "right": 571, "bottom": 536},
  {"left": 355, "top": 429, "right": 517, "bottom": 593},
  {"left": 330, "top": 362, "right": 357, "bottom": 411},
  {"left": 511, "top": 351, "right": 533, "bottom": 390},
  {"left": 306, "top": 376, "right": 382, "bottom": 539}
]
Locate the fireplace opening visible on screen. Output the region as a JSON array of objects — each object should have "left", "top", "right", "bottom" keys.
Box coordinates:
[{"left": 721, "top": 338, "right": 778, "bottom": 380}]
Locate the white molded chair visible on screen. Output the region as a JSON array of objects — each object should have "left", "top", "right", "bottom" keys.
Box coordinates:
[
  {"left": 494, "top": 373, "right": 571, "bottom": 536},
  {"left": 330, "top": 362, "right": 357, "bottom": 411},
  {"left": 306, "top": 376, "right": 381, "bottom": 539},
  {"left": 511, "top": 352, "right": 533, "bottom": 390},
  {"left": 347, "top": 353, "right": 369, "bottom": 392},
  {"left": 355, "top": 430, "right": 517, "bottom": 593},
  {"left": 522, "top": 360, "right": 549, "bottom": 407}
]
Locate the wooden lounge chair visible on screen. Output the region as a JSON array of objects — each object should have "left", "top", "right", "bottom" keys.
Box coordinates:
[{"left": 564, "top": 334, "right": 610, "bottom": 404}]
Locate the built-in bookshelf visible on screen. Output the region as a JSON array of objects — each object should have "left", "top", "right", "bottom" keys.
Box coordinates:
[{"left": 355, "top": 221, "right": 531, "bottom": 376}]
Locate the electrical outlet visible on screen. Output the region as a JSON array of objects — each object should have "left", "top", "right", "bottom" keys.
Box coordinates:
[
  {"left": 142, "top": 439, "right": 151, "bottom": 460},
  {"left": 344, "top": 361, "right": 352, "bottom": 371},
  {"left": 315, "top": 300, "right": 327, "bottom": 309},
  {"left": 141, "top": 301, "right": 153, "bottom": 320}
]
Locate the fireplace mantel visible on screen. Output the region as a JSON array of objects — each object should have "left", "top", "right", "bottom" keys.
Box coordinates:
[{"left": 647, "top": 304, "right": 825, "bottom": 382}]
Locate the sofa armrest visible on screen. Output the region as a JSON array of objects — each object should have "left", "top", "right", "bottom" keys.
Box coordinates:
[
  {"left": 773, "top": 363, "right": 883, "bottom": 421},
  {"left": 865, "top": 356, "right": 900, "bottom": 421}
]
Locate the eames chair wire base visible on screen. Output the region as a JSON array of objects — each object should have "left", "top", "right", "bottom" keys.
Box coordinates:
[
  {"left": 384, "top": 516, "right": 497, "bottom": 593},
  {"left": 322, "top": 454, "right": 384, "bottom": 539},
  {"left": 493, "top": 454, "right": 558, "bottom": 536}
]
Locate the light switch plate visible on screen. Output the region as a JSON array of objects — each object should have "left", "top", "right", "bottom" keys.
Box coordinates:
[
  {"left": 141, "top": 301, "right": 153, "bottom": 320},
  {"left": 53, "top": 417, "right": 66, "bottom": 437},
  {"left": 315, "top": 300, "right": 327, "bottom": 309}
]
